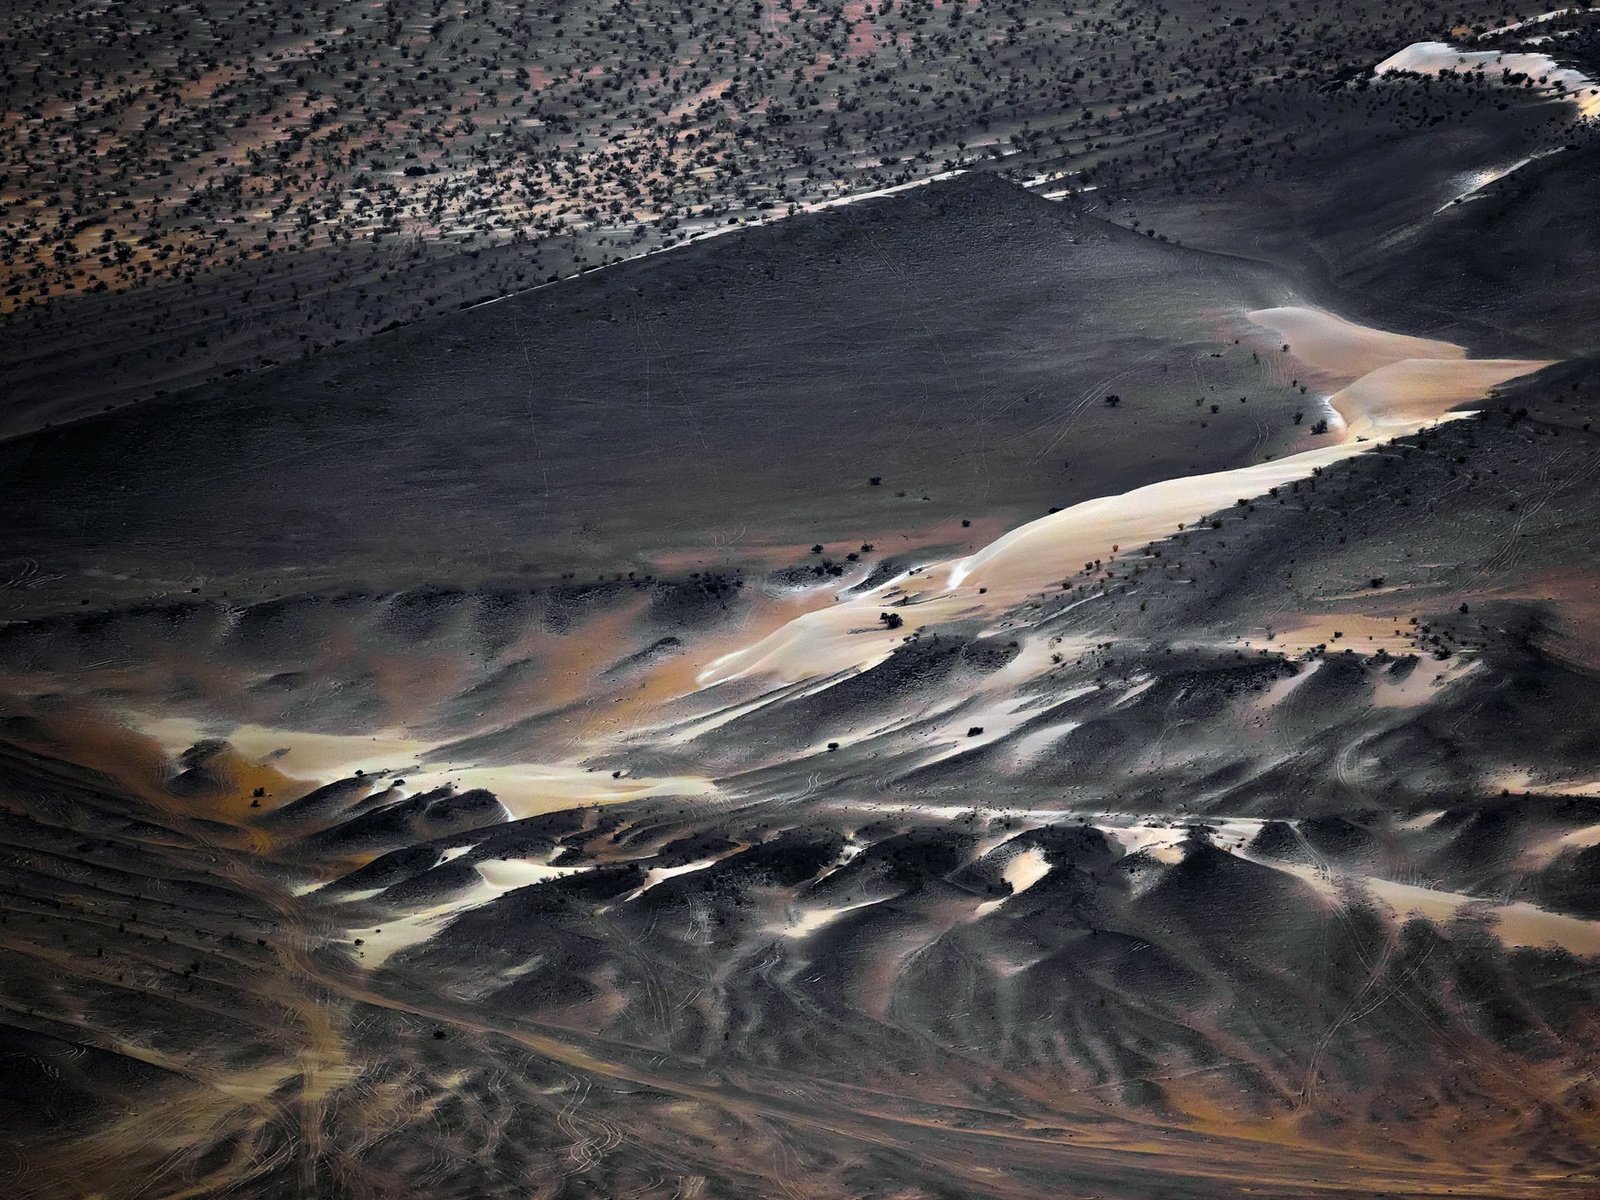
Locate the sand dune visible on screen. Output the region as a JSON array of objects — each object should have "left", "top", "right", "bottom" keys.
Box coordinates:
[
  {"left": 697, "top": 306, "right": 1551, "bottom": 689},
  {"left": 1327, "top": 356, "right": 1554, "bottom": 436},
  {"left": 1246, "top": 305, "right": 1464, "bottom": 381}
]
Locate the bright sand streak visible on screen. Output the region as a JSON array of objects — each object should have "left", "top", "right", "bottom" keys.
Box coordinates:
[
  {"left": 1376, "top": 40, "right": 1600, "bottom": 119},
  {"left": 697, "top": 307, "right": 1553, "bottom": 688}
]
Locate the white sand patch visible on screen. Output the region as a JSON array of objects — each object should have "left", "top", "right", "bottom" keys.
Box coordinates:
[
  {"left": 1434, "top": 149, "right": 1564, "bottom": 212},
  {"left": 474, "top": 857, "right": 587, "bottom": 889},
  {"left": 798, "top": 169, "right": 967, "bottom": 213},
  {"left": 1483, "top": 9, "right": 1592, "bottom": 37},
  {"left": 396, "top": 762, "right": 717, "bottom": 818},
  {"left": 1256, "top": 859, "right": 1343, "bottom": 903},
  {"left": 1492, "top": 770, "right": 1600, "bottom": 797},
  {"left": 911, "top": 683, "right": 1075, "bottom": 771},
  {"left": 1397, "top": 810, "right": 1446, "bottom": 831},
  {"left": 945, "top": 444, "right": 1355, "bottom": 596},
  {"left": 1004, "top": 847, "right": 1053, "bottom": 895},
  {"left": 974, "top": 846, "right": 1053, "bottom": 917},
  {"left": 1101, "top": 818, "right": 1270, "bottom": 863},
  {"left": 1372, "top": 657, "right": 1479, "bottom": 708},
  {"left": 1042, "top": 184, "right": 1099, "bottom": 200},
  {"left": 1263, "top": 614, "right": 1417, "bottom": 656},
  {"left": 812, "top": 841, "right": 865, "bottom": 885},
  {"left": 1551, "top": 822, "right": 1600, "bottom": 851},
  {"left": 1108, "top": 676, "right": 1159, "bottom": 709},
  {"left": 1495, "top": 902, "right": 1600, "bottom": 956},
  {"left": 1005, "top": 718, "right": 1086, "bottom": 766},
  {"left": 1253, "top": 657, "right": 1323, "bottom": 709},
  {"left": 137, "top": 715, "right": 422, "bottom": 777},
  {"left": 620, "top": 857, "right": 724, "bottom": 902},
  {"left": 1208, "top": 818, "right": 1274, "bottom": 851},
  {"left": 693, "top": 582, "right": 970, "bottom": 688},
  {"left": 1329, "top": 357, "right": 1552, "bottom": 438},
  {"left": 1017, "top": 168, "right": 1080, "bottom": 188},
  {"left": 345, "top": 883, "right": 494, "bottom": 968},
  {"left": 1365, "top": 877, "right": 1600, "bottom": 956},
  {"left": 1518, "top": 822, "right": 1600, "bottom": 869},
  {"left": 1103, "top": 824, "right": 1189, "bottom": 864},
  {"left": 1376, "top": 41, "right": 1600, "bottom": 119},
  {"left": 1258, "top": 860, "right": 1600, "bottom": 957},
  {"left": 134, "top": 715, "right": 715, "bottom": 815},
  {"left": 1247, "top": 306, "right": 1463, "bottom": 381},
  {"left": 1364, "top": 877, "right": 1474, "bottom": 925},
  {"left": 772, "top": 896, "right": 882, "bottom": 938},
  {"left": 345, "top": 857, "right": 590, "bottom": 967}
]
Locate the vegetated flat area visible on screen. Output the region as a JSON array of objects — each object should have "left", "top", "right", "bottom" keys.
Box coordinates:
[
  {"left": 0, "top": 0, "right": 1531, "bottom": 429},
  {"left": 10, "top": 4, "right": 1600, "bottom": 1200},
  {"left": 0, "top": 174, "right": 1324, "bottom": 617}
]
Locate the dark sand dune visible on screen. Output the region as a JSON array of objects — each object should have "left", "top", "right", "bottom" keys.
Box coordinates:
[{"left": 0, "top": 174, "right": 1315, "bottom": 616}]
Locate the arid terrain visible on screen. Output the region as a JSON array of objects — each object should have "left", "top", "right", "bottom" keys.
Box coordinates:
[{"left": 5, "top": 3, "right": 1600, "bottom": 1199}]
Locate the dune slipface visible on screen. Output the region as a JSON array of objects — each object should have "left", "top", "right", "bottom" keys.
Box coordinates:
[{"left": 5, "top": 3, "right": 1600, "bottom": 1198}]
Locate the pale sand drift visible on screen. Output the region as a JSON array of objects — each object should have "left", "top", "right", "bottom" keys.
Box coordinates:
[
  {"left": 348, "top": 856, "right": 591, "bottom": 967},
  {"left": 696, "top": 306, "right": 1552, "bottom": 690},
  {"left": 1306, "top": 869, "right": 1600, "bottom": 958},
  {"left": 1252, "top": 849, "right": 1600, "bottom": 957},
  {"left": 1329, "top": 357, "right": 1555, "bottom": 436},
  {"left": 1483, "top": 8, "right": 1596, "bottom": 37},
  {"left": 136, "top": 714, "right": 718, "bottom": 817},
  {"left": 1245, "top": 306, "right": 1464, "bottom": 380},
  {"left": 973, "top": 846, "right": 1052, "bottom": 916},
  {"left": 1434, "top": 148, "right": 1566, "bottom": 213},
  {"left": 1376, "top": 40, "right": 1600, "bottom": 119}
]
